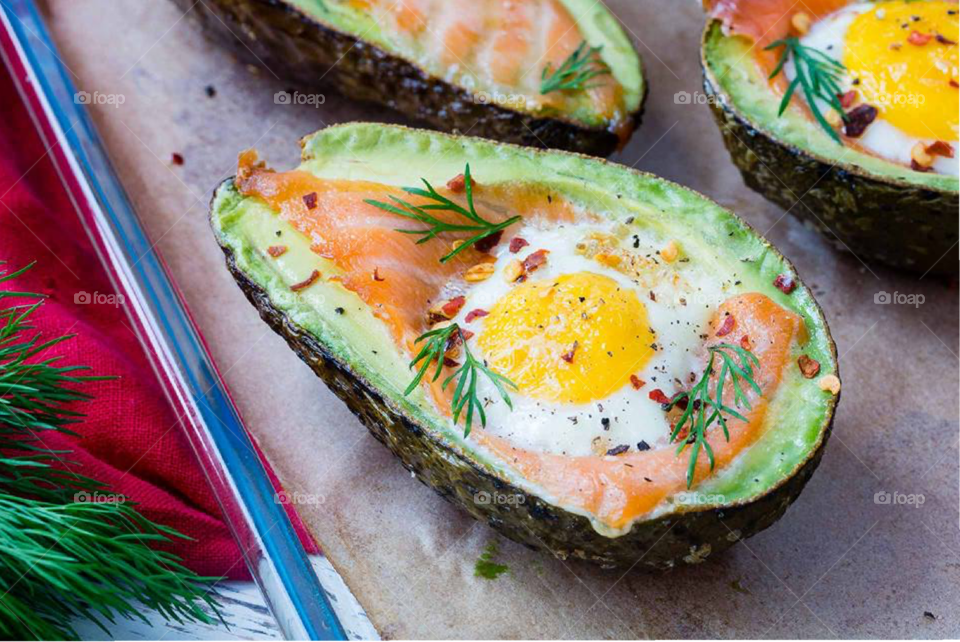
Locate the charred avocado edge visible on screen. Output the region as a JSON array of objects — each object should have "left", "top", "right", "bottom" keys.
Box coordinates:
[
  {"left": 211, "top": 123, "right": 838, "bottom": 565},
  {"left": 178, "top": 0, "right": 646, "bottom": 156}
]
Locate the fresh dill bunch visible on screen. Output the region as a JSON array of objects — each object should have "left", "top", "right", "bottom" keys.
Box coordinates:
[
  {"left": 665, "top": 343, "right": 762, "bottom": 488},
  {"left": 540, "top": 40, "right": 611, "bottom": 94},
  {"left": 0, "top": 263, "right": 221, "bottom": 640},
  {"left": 765, "top": 37, "right": 846, "bottom": 143}
]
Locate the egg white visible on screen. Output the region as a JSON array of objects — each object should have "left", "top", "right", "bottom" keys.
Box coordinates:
[
  {"left": 788, "top": 2, "right": 959, "bottom": 176},
  {"left": 445, "top": 220, "right": 726, "bottom": 457}
]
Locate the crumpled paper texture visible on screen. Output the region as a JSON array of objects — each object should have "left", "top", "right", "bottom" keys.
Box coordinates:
[{"left": 44, "top": 0, "right": 958, "bottom": 637}]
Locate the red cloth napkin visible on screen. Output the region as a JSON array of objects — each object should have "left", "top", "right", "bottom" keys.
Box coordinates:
[{"left": 0, "top": 62, "right": 315, "bottom": 580}]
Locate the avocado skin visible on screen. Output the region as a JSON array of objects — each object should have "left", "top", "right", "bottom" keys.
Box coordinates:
[
  {"left": 175, "top": 0, "right": 645, "bottom": 157},
  {"left": 700, "top": 26, "right": 957, "bottom": 276},
  {"left": 216, "top": 210, "right": 834, "bottom": 569}
]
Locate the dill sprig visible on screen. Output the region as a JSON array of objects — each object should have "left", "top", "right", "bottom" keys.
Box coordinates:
[
  {"left": 405, "top": 323, "right": 516, "bottom": 437},
  {"left": 765, "top": 36, "right": 846, "bottom": 143},
  {"left": 0, "top": 263, "right": 221, "bottom": 640},
  {"left": 540, "top": 40, "right": 611, "bottom": 94},
  {"left": 365, "top": 164, "right": 521, "bottom": 263},
  {"left": 665, "top": 343, "right": 762, "bottom": 488}
]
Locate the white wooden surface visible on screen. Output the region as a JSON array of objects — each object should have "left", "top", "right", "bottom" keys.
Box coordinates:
[{"left": 72, "top": 556, "right": 378, "bottom": 641}]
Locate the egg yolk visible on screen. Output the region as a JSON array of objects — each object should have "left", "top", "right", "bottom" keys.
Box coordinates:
[
  {"left": 477, "top": 272, "right": 654, "bottom": 405},
  {"left": 844, "top": 1, "right": 959, "bottom": 141}
]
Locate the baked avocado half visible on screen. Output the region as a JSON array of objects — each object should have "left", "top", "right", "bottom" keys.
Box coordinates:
[
  {"left": 210, "top": 123, "right": 839, "bottom": 569},
  {"left": 179, "top": 0, "right": 646, "bottom": 156},
  {"left": 701, "top": 0, "right": 959, "bottom": 275}
]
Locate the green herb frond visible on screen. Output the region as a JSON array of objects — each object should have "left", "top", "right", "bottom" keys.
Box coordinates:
[
  {"left": 665, "top": 343, "right": 762, "bottom": 488},
  {"left": 765, "top": 37, "right": 846, "bottom": 143},
  {"left": 540, "top": 40, "right": 611, "bottom": 94},
  {"left": 405, "top": 323, "right": 516, "bottom": 437},
  {"left": 364, "top": 164, "right": 521, "bottom": 263}
]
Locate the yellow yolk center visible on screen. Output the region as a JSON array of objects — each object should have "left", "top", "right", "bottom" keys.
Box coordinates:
[
  {"left": 477, "top": 272, "right": 654, "bottom": 405},
  {"left": 844, "top": 1, "right": 959, "bottom": 141}
]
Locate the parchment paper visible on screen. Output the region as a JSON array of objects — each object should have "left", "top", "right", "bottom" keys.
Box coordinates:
[{"left": 42, "top": 0, "right": 959, "bottom": 637}]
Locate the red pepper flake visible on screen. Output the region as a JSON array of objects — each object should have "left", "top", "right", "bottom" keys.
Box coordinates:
[
  {"left": 443, "top": 357, "right": 460, "bottom": 368},
  {"left": 630, "top": 374, "right": 645, "bottom": 390},
  {"left": 522, "top": 249, "right": 549, "bottom": 273},
  {"left": 951, "top": 80, "right": 959, "bottom": 88},
  {"left": 461, "top": 329, "right": 475, "bottom": 341},
  {"left": 935, "top": 33, "right": 956, "bottom": 45},
  {"left": 926, "top": 141, "right": 954, "bottom": 158},
  {"left": 740, "top": 335, "right": 752, "bottom": 351},
  {"left": 290, "top": 269, "right": 320, "bottom": 292},
  {"left": 266, "top": 245, "right": 287, "bottom": 258},
  {"left": 911, "top": 159, "right": 933, "bottom": 173},
  {"left": 605, "top": 444, "right": 630, "bottom": 457},
  {"left": 561, "top": 341, "right": 579, "bottom": 363},
  {"left": 843, "top": 104, "right": 878, "bottom": 138},
  {"left": 446, "top": 173, "right": 466, "bottom": 193},
  {"left": 797, "top": 354, "right": 821, "bottom": 378},
  {"left": 773, "top": 273, "right": 796, "bottom": 294},
  {"left": 716, "top": 314, "right": 736, "bottom": 337},
  {"left": 372, "top": 267, "right": 386, "bottom": 282},
  {"left": 464, "top": 308, "right": 489, "bottom": 323},
  {"left": 302, "top": 192, "right": 318, "bottom": 209},
  {"left": 509, "top": 236, "right": 529, "bottom": 253},
  {"left": 648, "top": 291, "right": 656, "bottom": 302},
  {"left": 908, "top": 31, "right": 932, "bottom": 46},
  {"left": 171, "top": 152, "right": 184, "bottom": 166},
  {"left": 441, "top": 295, "right": 466, "bottom": 318},
  {"left": 474, "top": 230, "right": 503, "bottom": 253},
  {"left": 649, "top": 388, "right": 671, "bottom": 405},
  {"left": 837, "top": 90, "right": 857, "bottom": 108}
]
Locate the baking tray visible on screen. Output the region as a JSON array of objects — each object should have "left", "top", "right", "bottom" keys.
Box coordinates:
[{"left": 0, "top": 1, "right": 350, "bottom": 638}]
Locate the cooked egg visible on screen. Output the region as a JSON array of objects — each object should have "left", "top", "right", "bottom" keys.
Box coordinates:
[
  {"left": 445, "top": 221, "right": 727, "bottom": 457},
  {"left": 789, "top": 1, "right": 958, "bottom": 176}
]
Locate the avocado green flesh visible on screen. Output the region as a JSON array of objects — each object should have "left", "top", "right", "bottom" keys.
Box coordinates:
[
  {"left": 702, "top": 24, "right": 956, "bottom": 192},
  {"left": 283, "top": 0, "right": 644, "bottom": 127},
  {"left": 211, "top": 123, "right": 836, "bottom": 561}
]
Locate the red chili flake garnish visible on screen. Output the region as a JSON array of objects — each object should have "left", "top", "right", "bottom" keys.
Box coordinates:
[
  {"left": 461, "top": 329, "right": 475, "bottom": 341},
  {"left": 797, "top": 354, "right": 821, "bottom": 378},
  {"left": 371, "top": 268, "right": 386, "bottom": 282},
  {"left": 908, "top": 31, "right": 932, "bottom": 46},
  {"left": 474, "top": 230, "right": 503, "bottom": 253},
  {"left": 171, "top": 152, "right": 184, "bottom": 166},
  {"left": 605, "top": 444, "right": 630, "bottom": 457},
  {"left": 290, "top": 269, "right": 320, "bottom": 292},
  {"left": 443, "top": 357, "right": 460, "bottom": 368},
  {"left": 522, "top": 249, "right": 549, "bottom": 273},
  {"left": 509, "top": 237, "right": 529, "bottom": 253},
  {"left": 441, "top": 296, "right": 466, "bottom": 317},
  {"left": 740, "top": 335, "right": 752, "bottom": 350},
  {"left": 649, "top": 388, "right": 671, "bottom": 405},
  {"left": 837, "top": 90, "right": 857, "bottom": 108},
  {"left": 773, "top": 273, "right": 796, "bottom": 294},
  {"left": 926, "top": 141, "right": 954, "bottom": 158},
  {"left": 843, "top": 104, "right": 878, "bottom": 138},
  {"left": 561, "top": 341, "right": 579, "bottom": 364},
  {"left": 935, "top": 33, "right": 957, "bottom": 45},
  {"left": 464, "top": 308, "right": 489, "bottom": 323},
  {"left": 446, "top": 173, "right": 466, "bottom": 193},
  {"left": 911, "top": 159, "right": 933, "bottom": 173},
  {"left": 630, "top": 374, "right": 645, "bottom": 390},
  {"left": 716, "top": 314, "right": 736, "bottom": 337},
  {"left": 302, "top": 192, "right": 318, "bottom": 209},
  {"left": 266, "top": 245, "right": 287, "bottom": 258},
  {"left": 649, "top": 291, "right": 656, "bottom": 302},
  {"left": 951, "top": 80, "right": 959, "bottom": 88}
]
